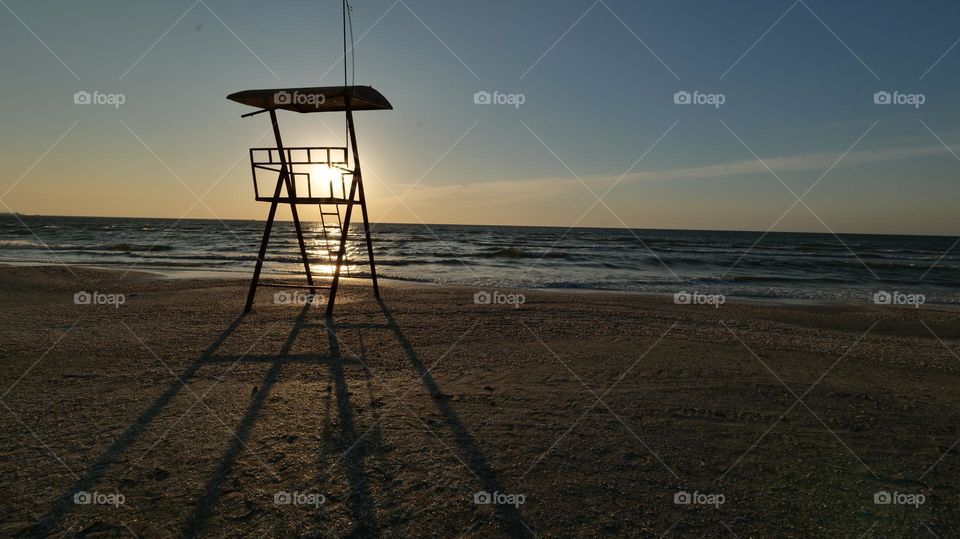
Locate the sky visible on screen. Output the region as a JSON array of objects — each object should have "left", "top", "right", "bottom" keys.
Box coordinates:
[{"left": 1, "top": 0, "right": 959, "bottom": 235}]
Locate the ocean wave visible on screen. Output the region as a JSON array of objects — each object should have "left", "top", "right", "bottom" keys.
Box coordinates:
[
  {"left": 0, "top": 240, "right": 176, "bottom": 252},
  {"left": 481, "top": 246, "right": 570, "bottom": 259}
]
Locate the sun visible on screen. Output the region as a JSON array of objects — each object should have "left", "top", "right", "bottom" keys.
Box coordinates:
[{"left": 306, "top": 164, "right": 345, "bottom": 198}]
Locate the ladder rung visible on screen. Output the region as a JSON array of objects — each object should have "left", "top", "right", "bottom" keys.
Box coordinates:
[{"left": 320, "top": 212, "right": 340, "bottom": 216}]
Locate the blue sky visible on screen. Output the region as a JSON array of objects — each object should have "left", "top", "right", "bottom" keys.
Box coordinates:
[{"left": 1, "top": 0, "right": 959, "bottom": 234}]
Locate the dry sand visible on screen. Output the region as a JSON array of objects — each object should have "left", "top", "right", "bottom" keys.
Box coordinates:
[{"left": 1, "top": 264, "right": 959, "bottom": 537}]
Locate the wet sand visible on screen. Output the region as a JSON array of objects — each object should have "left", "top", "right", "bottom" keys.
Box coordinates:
[{"left": 1, "top": 264, "right": 959, "bottom": 537}]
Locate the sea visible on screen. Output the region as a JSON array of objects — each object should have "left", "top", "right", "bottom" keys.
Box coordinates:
[{"left": 1, "top": 215, "right": 957, "bottom": 305}]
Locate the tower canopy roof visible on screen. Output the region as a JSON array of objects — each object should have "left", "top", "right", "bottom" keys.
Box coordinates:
[{"left": 227, "top": 85, "right": 392, "bottom": 113}]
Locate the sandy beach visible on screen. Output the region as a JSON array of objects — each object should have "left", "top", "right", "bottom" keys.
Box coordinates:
[{"left": 1, "top": 264, "right": 959, "bottom": 537}]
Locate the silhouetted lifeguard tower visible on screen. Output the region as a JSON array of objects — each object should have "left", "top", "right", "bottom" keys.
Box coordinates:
[
  {"left": 226, "top": 0, "right": 390, "bottom": 316},
  {"left": 226, "top": 85, "right": 391, "bottom": 316}
]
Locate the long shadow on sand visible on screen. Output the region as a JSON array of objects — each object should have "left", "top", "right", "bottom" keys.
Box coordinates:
[
  {"left": 28, "top": 312, "right": 250, "bottom": 536},
  {"left": 376, "top": 299, "right": 534, "bottom": 537},
  {"left": 182, "top": 305, "right": 381, "bottom": 537},
  {"left": 30, "top": 299, "right": 530, "bottom": 537}
]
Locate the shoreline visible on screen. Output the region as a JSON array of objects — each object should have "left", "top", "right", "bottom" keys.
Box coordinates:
[{"left": 3, "top": 261, "right": 957, "bottom": 312}]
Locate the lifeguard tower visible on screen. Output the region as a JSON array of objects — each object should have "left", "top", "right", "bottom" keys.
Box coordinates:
[{"left": 226, "top": 85, "right": 392, "bottom": 315}]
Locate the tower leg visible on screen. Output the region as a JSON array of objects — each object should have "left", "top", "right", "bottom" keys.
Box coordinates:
[
  {"left": 356, "top": 175, "right": 379, "bottom": 298},
  {"left": 245, "top": 190, "right": 281, "bottom": 312},
  {"left": 326, "top": 176, "right": 359, "bottom": 316}
]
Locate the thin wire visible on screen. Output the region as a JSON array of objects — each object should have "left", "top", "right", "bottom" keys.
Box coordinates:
[
  {"left": 347, "top": 1, "right": 355, "bottom": 86},
  {"left": 342, "top": 0, "right": 348, "bottom": 150}
]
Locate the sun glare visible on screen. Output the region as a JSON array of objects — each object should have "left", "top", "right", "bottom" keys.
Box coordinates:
[{"left": 307, "top": 164, "right": 345, "bottom": 198}]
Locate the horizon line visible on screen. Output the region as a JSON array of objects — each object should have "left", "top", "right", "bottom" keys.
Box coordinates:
[{"left": 2, "top": 212, "right": 957, "bottom": 239}]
